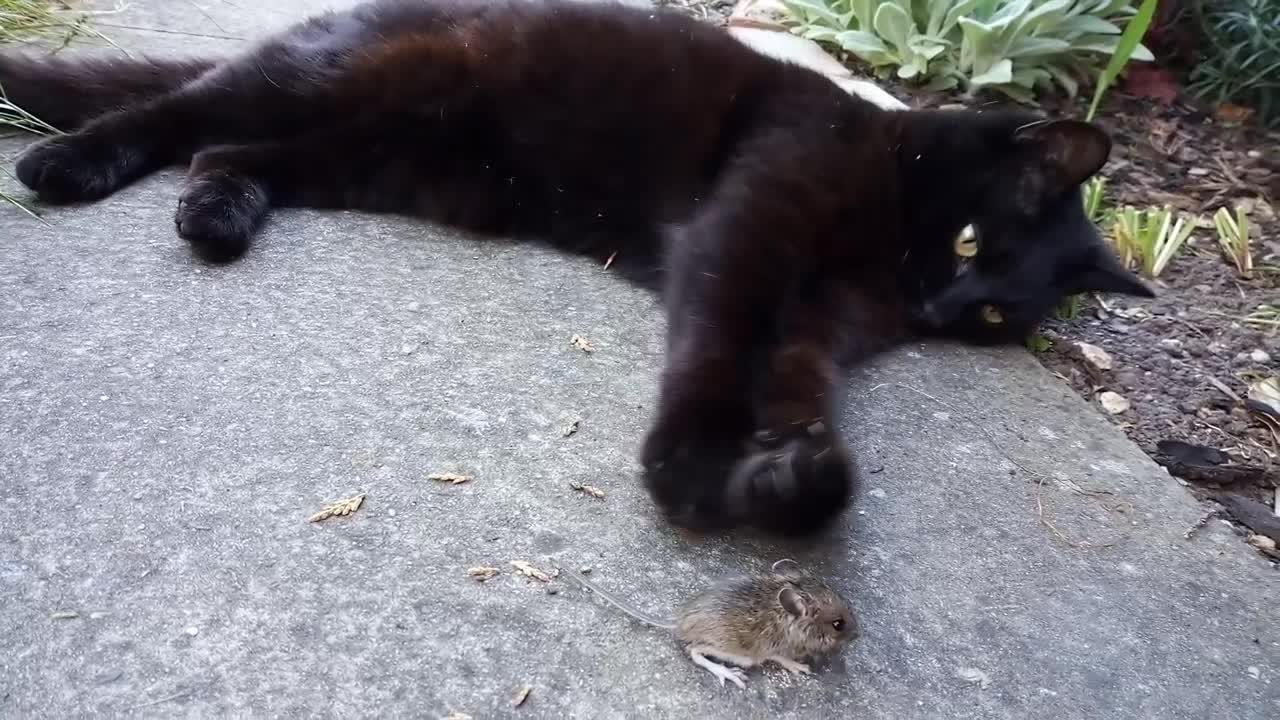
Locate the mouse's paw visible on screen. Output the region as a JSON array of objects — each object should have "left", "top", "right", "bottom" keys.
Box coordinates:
[
  {"left": 726, "top": 421, "right": 854, "bottom": 536},
  {"left": 770, "top": 656, "right": 812, "bottom": 675},
  {"left": 711, "top": 664, "right": 748, "bottom": 689}
]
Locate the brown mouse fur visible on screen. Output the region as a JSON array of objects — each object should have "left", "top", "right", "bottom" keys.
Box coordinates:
[{"left": 560, "top": 559, "right": 858, "bottom": 688}]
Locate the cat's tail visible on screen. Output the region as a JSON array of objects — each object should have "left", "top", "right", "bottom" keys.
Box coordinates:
[{"left": 0, "top": 53, "right": 216, "bottom": 131}]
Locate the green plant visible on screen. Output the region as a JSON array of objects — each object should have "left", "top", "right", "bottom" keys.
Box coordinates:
[
  {"left": 1212, "top": 204, "right": 1253, "bottom": 276},
  {"left": 1111, "top": 205, "right": 1198, "bottom": 278},
  {"left": 1189, "top": 0, "right": 1280, "bottom": 128},
  {"left": 1084, "top": 0, "right": 1158, "bottom": 119},
  {"left": 781, "top": 0, "right": 1155, "bottom": 101},
  {"left": 1244, "top": 303, "right": 1279, "bottom": 332},
  {"left": 1053, "top": 293, "right": 1083, "bottom": 319},
  {"left": 1081, "top": 174, "right": 1108, "bottom": 221},
  {"left": 1025, "top": 333, "right": 1053, "bottom": 352}
]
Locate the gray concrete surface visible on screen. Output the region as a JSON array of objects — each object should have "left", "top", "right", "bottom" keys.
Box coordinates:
[{"left": 1, "top": 1, "right": 1276, "bottom": 718}]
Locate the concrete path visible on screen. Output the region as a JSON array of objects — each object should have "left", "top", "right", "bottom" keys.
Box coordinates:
[{"left": 1, "top": 1, "right": 1275, "bottom": 718}]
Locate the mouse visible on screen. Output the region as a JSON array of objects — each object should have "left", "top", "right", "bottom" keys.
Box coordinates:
[{"left": 558, "top": 559, "right": 859, "bottom": 688}]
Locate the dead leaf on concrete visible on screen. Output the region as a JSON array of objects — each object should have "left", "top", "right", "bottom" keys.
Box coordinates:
[
  {"left": 444, "top": 713, "right": 472, "bottom": 720},
  {"left": 603, "top": 252, "right": 617, "bottom": 270},
  {"left": 1248, "top": 534, "right": 1279, "bottom": 559},
  {"left": 512, "top": 685, "right": 532, "bottom": 707},
  {"left": 50, "top": 611, "right": 79, "bottom": 620},
  {"left": 428, "top": 472, "right": 473, "bottom": 486},
  {"left": 569, "top": 481, "right": 606, "bottom": 499},
  {"left": 570, "top": 335, "right": 595, "bottom": 353},
  {"left": 1098, "top": 391, "right": 1131, "bottom": 415},
  {"left": 307, "top": 494, "right": 365, "bottom": 523},
  {"left": 561, "top": 419, "right": 580, "bottom": 438},
  {"left": 956, "top": 667, "right": 992, "bottom": 689},
  {"left": 468, "top": 567, "right": 500, "bottom": 582},
  {"left": 510, "top": 560, "right": 553, "bottom": 583}
]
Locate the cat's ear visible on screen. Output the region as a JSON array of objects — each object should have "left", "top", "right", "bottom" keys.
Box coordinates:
[
  {"left": 1013, "top": 119, "right": 1112, "bottom": 191},
  {"left": 1072, "top": 249, "right": 1155, "bottom": 298}
]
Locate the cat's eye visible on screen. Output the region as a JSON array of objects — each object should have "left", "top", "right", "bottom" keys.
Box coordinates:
[
  {"left": 954, "top": 224, "right": 978, "bottom": 258},
  {"left": 980, "top": 305, "right": 1004, "bottom": 325},
  {"left": 832, "top": 618, "right": 845, "bottom": 632}
]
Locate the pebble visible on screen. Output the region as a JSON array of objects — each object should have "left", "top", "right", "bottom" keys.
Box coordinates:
[
  {"left": 1179, "top": 400, "right": 1200, "bottom": 414},
  {"left": 1159, "top": 338, "right": 1185, "bottom": 357},
  {"left": 868, "top": 488, "right": 887, "bottom": 499},
  {"left": 1249, "top": 349, "right": 1271, "bottom": 364},
  {"left": 1193, "top": 284, "right": 1213, "bottom": 293},
  {"left": 1207, "top": 341, "right": 1228, "bottom": 355},
  {"left": 1188, "top": 167, "right": 1210, "bottom": 176},
  {"left": 185, "top": 626, "right": 199, "bottom": 637},
  {"left": 1114, "top": 370, "right": 1141, "bottom": 390},
  {"left": 1233, "top": 352, "right": 1253, "bottom": 366}
]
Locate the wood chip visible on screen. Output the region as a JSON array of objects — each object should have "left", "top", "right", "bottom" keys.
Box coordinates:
[
  {"left": 50, "top": 611, "right": 78, "bottom": 620},
  {"left": 468, "top": 567, "right": 500, "bottom": 582},
  {"left": 512, "top": 685, "right": 532, "bottom": 707},
  {"left": 569, "top": 481, "right": 606, "bottom": 499},
  {"left": 428, "top": 472, "right": 473, "bottom": 486},
  {"left": 1097, "top": 391, "right": 1130, "bottom": 415},
  {"left": 561, "top": 419, "right": 580, "bottom": 438},
  {"left": 570, "top": 335, "right": 595, "bottom": 353},
  {"left": 307, "top": 494, "right": 365, "bottom": 523},
  {"left": 510, "top": 560, "right": 553, "bottom": 583},
  {"left": 1075, "top": 341, "right": 1113, "bottom": 371}
]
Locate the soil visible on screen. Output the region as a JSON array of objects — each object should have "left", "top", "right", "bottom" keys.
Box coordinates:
[{"left": 675, "top": 0, "right": 1280, "bottom": 528}]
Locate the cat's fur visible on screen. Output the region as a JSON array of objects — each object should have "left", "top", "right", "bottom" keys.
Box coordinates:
[{"left": 1, "top": 0, "right": 1152, "bottom": 536}]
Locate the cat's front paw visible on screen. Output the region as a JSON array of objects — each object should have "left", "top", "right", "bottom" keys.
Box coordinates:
[
  {"left": 726, "top": 422, "right": 854, "bottom": 536},
  {"left": 640, "top": 414, "right": 745, "bottom": 532},
  {"left": 175, "top": 171, "right": 269, "bottom": 262},
  {"left": 15, "top": 134, "right": 137, "bottom": 204}
]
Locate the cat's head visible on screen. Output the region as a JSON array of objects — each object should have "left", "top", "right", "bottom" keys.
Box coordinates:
[{"left": 896, "top": 111, "right": 1153, "bottom": 344}]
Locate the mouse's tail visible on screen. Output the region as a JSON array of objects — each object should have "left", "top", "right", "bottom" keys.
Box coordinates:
[
  {"left": 559, "top": 566, "right": 677, "bottom": 632},
  {"left": 0, "top": 52, "right": 216, "bottom": 131}
]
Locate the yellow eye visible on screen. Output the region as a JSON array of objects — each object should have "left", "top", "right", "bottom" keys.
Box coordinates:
[
  {"left": 980, "top": 305, "right": 1004, "bottom": 325},
  {"left": 954, "top": 224, "right": 978, "bottom": 258}
]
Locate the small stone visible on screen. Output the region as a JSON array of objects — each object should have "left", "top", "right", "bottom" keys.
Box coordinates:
[
  {"left": 1098, "top": 391, "right": 1131, "bottom": 415},
  {"left": 1109, "top": 322, "right": 1132, "bottom": 335},
  {"left": 1179, "top": 400, "right": 1200, "bottom": 414},
  {"left": 387, "top": 509, "right": 397, "bottom": 518},
  {"left": 1233, "top": 352, "right": 1252, "bottom": 366},
  {"left": 868, "top": 488, "right": 887, "bottom": 499},
  {"left": 400, "top": 343, "right": 416, "bottom": 355},
  {"left": 1159, "top": 338, "right": 1185, "bottom": 356},
  {"left": 1206, "top": 341, "right": 1228, "bottom": 355},
  {"left": 1075, "top": 341, "right": 1113, "bottom": 371},
  {"left": 185, "top": 626, "right": 199, "bottom": 637},
  {"left": 1114, "top": 370, "right": 1141, "bottom": 391},
  {"left": 1185, "top": 340, "right": 1206, "bottom": 357},
  {"left": 1193, "top": 284, "right": 1213, "bottom": 293},
  {"left": 1188, "top": 167, "right": 1210, "bottom": 176},
  {"left": 1249, "top": 349, "right": 1271, "bottom": 364},
  {"left": 1247, "top": 150, "right": 1262, "bottom": 158},
  {"left": 1247, "top": 665, "right": 1263, "bottom": 680}
]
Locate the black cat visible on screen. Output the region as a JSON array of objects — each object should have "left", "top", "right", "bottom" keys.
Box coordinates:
[{"left": 0, "top": 0, "right": 1152, "bottom": 536}]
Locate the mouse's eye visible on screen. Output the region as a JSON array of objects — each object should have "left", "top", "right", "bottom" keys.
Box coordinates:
[{"left": 832, "top": 618, "right": 845, "bottom": 632}]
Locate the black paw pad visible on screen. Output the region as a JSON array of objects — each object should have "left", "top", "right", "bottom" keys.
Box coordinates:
[
  {"left": 726, "top": 426, "right": 853, "bottom": 536},
  {"left": 175, "top": 172, "right": 269, "bottom": 262}
]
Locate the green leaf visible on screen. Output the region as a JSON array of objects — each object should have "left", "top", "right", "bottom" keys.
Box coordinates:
[
  {"left": 1006, "top": 37, "right": 1072, "bottom": 58},
  {"left": 1058, "top": 15, "right": 1125, "bottom": 36},
  {"left": 779, "top": 0, "right": 848, "bottom": 27},
  {"left": 836, "top": 29, "right": 891, "bottom": 56},
  {"left": 1087, "top": 0, "right": 1158, "bottom": 121},
  {"left": 872, "top": 3, "right": 914, "bottom": 51},
  {"left": 970, "top": 58, "right": 1013, "bottom": 85}
]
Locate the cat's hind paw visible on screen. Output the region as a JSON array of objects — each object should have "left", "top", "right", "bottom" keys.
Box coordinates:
[
  {"left": 15, "top": 134, "right": 138, "bottom": 204},
  {"left": 176, "top": 171, "right": 269, "bottom": 262}
]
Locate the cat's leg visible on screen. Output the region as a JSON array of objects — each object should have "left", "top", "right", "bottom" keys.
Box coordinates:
[
  {"left": 12, "top": 39, "right": 357, "bottom": 204},
  {"left": 727, "top": 329, "right": 856, "bottom": 536},
  {"left": 175, "top": 126, "right": 396, "bottom": 259}
]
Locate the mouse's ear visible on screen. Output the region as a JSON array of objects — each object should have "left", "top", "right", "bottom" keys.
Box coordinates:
[
  {"left": 778, "top": 585, "right": 806, "bottom": 617},
  {"left": 771, "top": 558, "right": 801, "bottom": 574}
]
